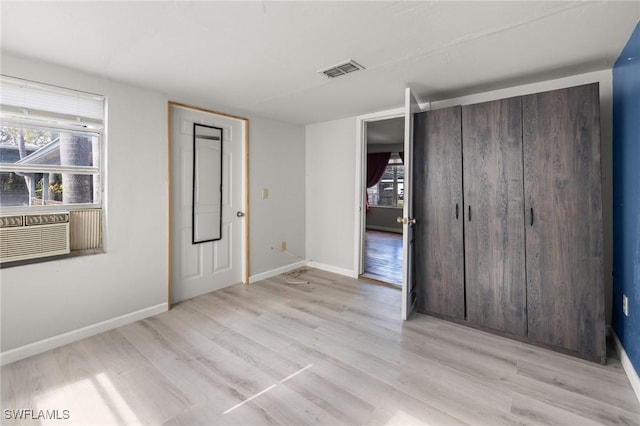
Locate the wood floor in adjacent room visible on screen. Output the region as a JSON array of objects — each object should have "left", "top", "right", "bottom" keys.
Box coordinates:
[
  {"left": 2, "top": 268, "right": 639, "bottom": 425},
  {"left": 363, "top": 230, "right": 403, "bottom": 286}
]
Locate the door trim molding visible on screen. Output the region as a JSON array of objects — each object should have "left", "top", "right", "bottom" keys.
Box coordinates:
[
  {"left": 353, "top": 107, "right": 404, "bottom": 278},
  {"left": 167, "top": 101, "right": 250, "bottom": 307}
]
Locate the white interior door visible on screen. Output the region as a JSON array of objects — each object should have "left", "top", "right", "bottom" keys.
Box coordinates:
[
  {"left": 170, "top": 105, "right": 245, "bottom": 303},
  {"left": 401, "top": 88, "right": 420, "bottom": 320}
]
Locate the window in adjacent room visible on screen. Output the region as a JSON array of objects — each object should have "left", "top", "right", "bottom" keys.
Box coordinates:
[{"left": 367, "top": 155, "right": 404, "bottom": 208}]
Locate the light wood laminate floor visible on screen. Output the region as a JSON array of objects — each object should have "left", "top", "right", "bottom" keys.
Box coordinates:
[
  {"left": 363, "top": 230, "right": 403, "bottom": 286},
  {"left": 2, "top": 268, "right": 639, "bottom": 425}
]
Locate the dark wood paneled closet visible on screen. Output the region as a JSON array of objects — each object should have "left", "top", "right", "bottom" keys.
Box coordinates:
[
  {"left": 462, "top": 96, "right": 527, "bottom": 337},
  {"left": 414, "top": 106, "right": 464, "bottom": 320},
  {"left": 522, "top": 84, "right": 605, "bottom": 362},
  {"left": 413, "top": 83, "right": 605, "bottom": 363}
]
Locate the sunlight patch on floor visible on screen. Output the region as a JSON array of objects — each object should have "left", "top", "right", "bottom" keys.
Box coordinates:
[
  {"left": 384, "top": 409, "right": 431, "bottom": 425},
  {"left": 35, "top": 373, "right": 140, "bottom": 425}
]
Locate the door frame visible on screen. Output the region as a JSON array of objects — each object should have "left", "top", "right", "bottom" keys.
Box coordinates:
[
  {"left": 353, "top": 107, "right": 404, "bottom": 278},
  {"left": 167, "top": 101, "right": 250, "bottom": 306}
]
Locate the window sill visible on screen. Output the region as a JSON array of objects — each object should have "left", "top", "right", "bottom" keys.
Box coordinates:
[
  {"left": 0, "top": 248, "right": 105, "bottom": 269},
  {"left": 367, "top": 205, "right": 404, "bottom": 210},
  {"left": 0, "top": 204, "right": 101, "bottom": 215}
]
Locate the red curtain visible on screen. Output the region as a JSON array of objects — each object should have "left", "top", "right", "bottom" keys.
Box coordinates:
[
  {"left": 367, "top": 152, "right": 392, "bottom": 188},
  {"left": 366, "top": 152, "right": 392, "bottom": 211}
]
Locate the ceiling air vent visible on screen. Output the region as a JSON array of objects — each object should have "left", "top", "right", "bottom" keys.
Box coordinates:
[{"left": 318, "top": 60, "right": 365, "bottom": 79}]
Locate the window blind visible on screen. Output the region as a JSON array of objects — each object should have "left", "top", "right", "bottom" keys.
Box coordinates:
[{"left": 0, "top": 75, "right": 104, "bottom": 125}]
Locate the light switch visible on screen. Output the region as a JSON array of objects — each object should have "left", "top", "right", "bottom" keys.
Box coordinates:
[{"left": 262, "top": 188, "right": 269, "bottom": 199}]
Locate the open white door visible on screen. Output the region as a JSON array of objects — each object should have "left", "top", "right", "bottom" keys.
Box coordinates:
[{"left": 401, "top": 88, "right": 421, "bottom": 320}]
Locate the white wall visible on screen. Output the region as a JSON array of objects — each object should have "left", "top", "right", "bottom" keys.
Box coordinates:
[
  {"left": 1, "top": 55, "right": 169, "bottom": 356},
  {"left": 1, "top": 54, "right": 307, "bottom": 361},
  {"left": 246, "top": 116, "right": 306, "bottom": 276},
  {"left": 366, "top": 207, "right": 403, "bottom": 233},
  {"left": 305, "top": 118, "right": 357, "bottom": 276},
  {"left": 306, "top": 69, "right": 614, "bottom": 324}
]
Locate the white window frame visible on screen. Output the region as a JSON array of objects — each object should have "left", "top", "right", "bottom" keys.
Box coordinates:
[
  {"left": 0, "top": 75, "right": 105, "bottom": 215},
  {"left": 367, "top": 156, "right": 405, "bottom": 209}
]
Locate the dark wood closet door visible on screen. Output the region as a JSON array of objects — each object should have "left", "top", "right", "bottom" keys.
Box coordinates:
[
  {"left": 462, "top": 97, "right": 526, "bottom": 336},
  {"left": 523, "top": 83, "right": 605, "bottom": 362},
  {"left": 414, "top": 106, "right": 464, "bottom": 319}
]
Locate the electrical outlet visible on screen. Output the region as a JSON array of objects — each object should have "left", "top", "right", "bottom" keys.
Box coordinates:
[
  {"left": 262, "top": 188, "right": 269, "bottom": 199},
  {"left": 280, "top": 241, "right": 287, "bottom": 251},
  {"left": 623, "top": 294, "right": 629, "bottom": 316}
]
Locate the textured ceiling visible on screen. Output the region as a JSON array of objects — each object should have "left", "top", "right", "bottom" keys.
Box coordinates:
[{"left": 1, "top": 1, "right": 639, "bottom": 124}]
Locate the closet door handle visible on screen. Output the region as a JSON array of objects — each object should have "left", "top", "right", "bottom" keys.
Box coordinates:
[
  {"left": 456, "top": 203, "right": 459, "bottom": 219},
  {"left": 530, "top": 207, "right": 534, "bottom": 226},
  {"left": 468, "top": 206, "right": 472, "bottom": 222}
]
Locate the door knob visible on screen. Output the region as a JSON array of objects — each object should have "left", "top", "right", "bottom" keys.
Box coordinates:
[
  {"left": 396, "top": 217, "right": 416, "bottom": 225},
  {"left": 236, "top": 211, "right": 245, "bottom": 218}
]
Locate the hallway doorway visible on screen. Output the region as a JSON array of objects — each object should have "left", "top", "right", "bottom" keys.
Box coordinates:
[
  {"left": 360, "top": 115, "right": 405, "bottom": 287},
  {"left": 355, "top": 88, "right": 421, "bottom": 318}
]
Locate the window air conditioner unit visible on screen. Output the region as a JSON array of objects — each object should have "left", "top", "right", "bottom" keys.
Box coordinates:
[{"left": 0, "top": 213, "right": 70, "bottom": 263}]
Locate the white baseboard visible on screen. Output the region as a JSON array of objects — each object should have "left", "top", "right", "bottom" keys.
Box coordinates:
[
  {"left": 0, "top": 303, "right": 168, "bottom": 366},
  {"left": 249, "top": 260, "right": 307, "bottom": 283},
  {"left": 307, "top": 261, "right": 357, "bottom": 278},
  {"left": 611, "top": 329, "right": 640, "bottom": 404},
  {"left": 366, "top": 225, "right": 402, "bottom": 234}
]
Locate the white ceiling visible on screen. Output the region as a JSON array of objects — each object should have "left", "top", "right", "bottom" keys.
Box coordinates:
[
  {"left": 367, "top": 117, "right": 404, "bottom": 146},
  {"left": 1, "top": 1, "right": 639, "bottom": 125}
]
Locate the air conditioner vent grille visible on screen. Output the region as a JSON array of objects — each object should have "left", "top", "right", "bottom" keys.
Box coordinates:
[
  {"left": 0, "top": 215, "right": 23, "bottom": 228},
  {"left": 318, "top": 60, "right": 365, "bottom": 79},
  {"left": 41, "top": 226, "right": 69, "bottom": 252},
  {"left": 0, "top": 214, "right": 70, "bottom": 263},
  {"left": 25, "top": 213, "right": 69, "bottom": 226}
]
